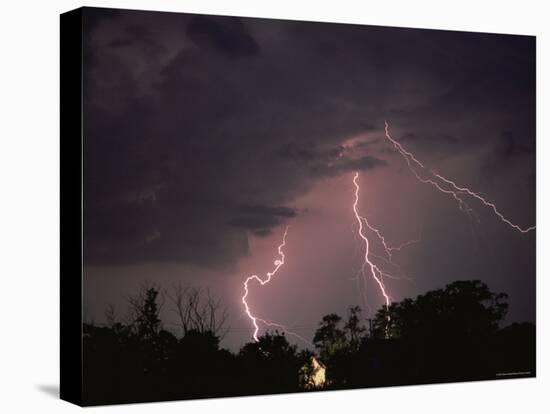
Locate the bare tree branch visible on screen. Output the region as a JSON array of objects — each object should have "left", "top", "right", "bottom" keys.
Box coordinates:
[
  {"left": 166, "top": 284, "right": 229, "bottom": 339},
  {"left": 104, "top": 303, "right": 118, "bottom": 327}
]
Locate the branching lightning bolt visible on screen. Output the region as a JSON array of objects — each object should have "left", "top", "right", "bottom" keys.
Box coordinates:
[
  {"left": 351, "top": 171, "right": 421, "bottom": 337},
  {"left": 352, "top": 172, "right": 394, "bottom": 335},
  {"left": 241, "top": 227, "right": 311, "bottom": 345},
  {"left": 383, "top": 121, "right": 535, "bottom": 233}
]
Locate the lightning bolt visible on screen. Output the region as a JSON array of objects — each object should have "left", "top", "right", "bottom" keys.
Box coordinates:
[
  {"left": 352, "top": 172, "right": 394, "bottom": 336},
  {"left": 351, "top": 171, "right": 421, "bottom": 337},
  {"left": 241, "top": 227, "right": 311, "bottom": 345},
  {"left": 383, "top": 121, "right": 535, "bottom": 233}
]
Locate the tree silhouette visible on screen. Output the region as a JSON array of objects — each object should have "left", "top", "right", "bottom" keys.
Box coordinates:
[
  {"left": 81, "top": 280, "right": 534, "bottom": 405},
  {"left": 128, "top": 284, "right": 163, "bottom": 339},
  {"left": 371, "top": 280, "right": 508, "bottom": 340},
  {"left": 344, "top": 305, "right": 366, "bottom": 350},
  {"left": 313, "top": 313, "right": 346, "bottom": 362},
  {"left": 313, "top": 307, "right": 368, "bottom": 386},
  {"left": 313, "top": 306, "right": 367, "bottom": 361},
  {"left": 238, "top": 331, "right": 308, "bottom": 393}
]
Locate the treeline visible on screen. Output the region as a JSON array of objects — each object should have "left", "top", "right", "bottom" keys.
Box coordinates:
[{"left": 83, "top": 280, "right": 535, "bottom": 405}]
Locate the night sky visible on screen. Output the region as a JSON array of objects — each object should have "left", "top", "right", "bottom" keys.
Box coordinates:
[{"left": 82, "top": 7, "right": 535, "bottom": 349}]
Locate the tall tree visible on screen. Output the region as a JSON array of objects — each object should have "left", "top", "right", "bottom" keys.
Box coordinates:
[
  {"left": 128, "top": 284, "right": 163, "bottom": 340},
  {"left": 344, "top": 305, "right": 366, "bottom": 349},
  {"left": 313, "top": 313, "right": 346, "bottom": 362}
]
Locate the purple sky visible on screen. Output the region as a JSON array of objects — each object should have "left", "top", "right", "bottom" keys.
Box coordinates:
[{"left": 82, "top": 7, "right": 535, "bottom": 350}]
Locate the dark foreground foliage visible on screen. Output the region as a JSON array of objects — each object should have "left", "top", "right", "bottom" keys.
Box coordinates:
[{"left": 82, "top": 280, "right": 535, "bottom": 405}]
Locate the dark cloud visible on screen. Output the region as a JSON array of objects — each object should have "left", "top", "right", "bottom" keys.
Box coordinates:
[
  {"left": 230, "top": 204, "right": 297, "bottom": 236},
  {"left": 187, "top": 16, "right": 260, "bottom": 58},
  {"left": 238, "top": 204, "right": 297, "bottom": 218},
  {"left": 82, "top": 8, "right": 534, "bottom": 276},
  {"left": 81, "top": 8, "right": 393, "bottom": 268}
]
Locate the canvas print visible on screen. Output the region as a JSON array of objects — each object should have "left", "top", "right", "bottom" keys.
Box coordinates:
[{"left": 60, "top": 6, "right": 536, "bottom": 406}]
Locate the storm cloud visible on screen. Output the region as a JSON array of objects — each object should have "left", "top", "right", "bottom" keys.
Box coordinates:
[
  {"left": 82, "top": 9, "right": 401, "bottom": 267},
  {"left": 82, "top": 8, "right": 534, "bottom": 278}
]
